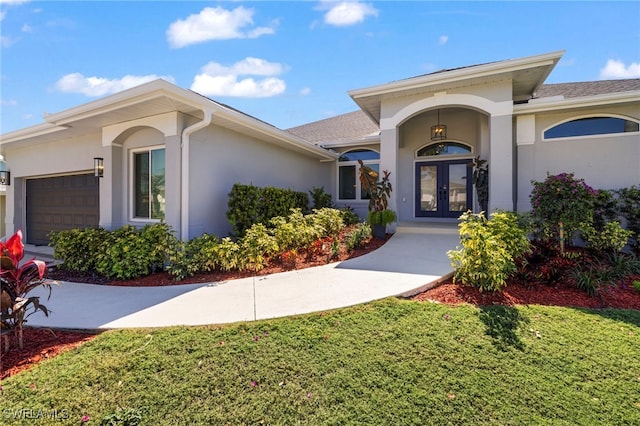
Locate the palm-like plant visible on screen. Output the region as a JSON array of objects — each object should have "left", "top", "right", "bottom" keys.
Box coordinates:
[{"left": 0, "top": 229, "right": 54, "bottom": 349}]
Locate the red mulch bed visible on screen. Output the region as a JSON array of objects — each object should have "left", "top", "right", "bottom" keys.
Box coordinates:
[
  {"left": 1, "top": 328, "right": 97, "bottom": 380},
  {"left": 4, "top": 235, "right": 640, "bottom": 381},
  {"left": 413, "top": 275, "right": 640, "bottom": 310}
]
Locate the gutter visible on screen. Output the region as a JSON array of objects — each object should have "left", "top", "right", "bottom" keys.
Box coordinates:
[{"left": 180, "top": 109, "right": 214, "bottom": 241}]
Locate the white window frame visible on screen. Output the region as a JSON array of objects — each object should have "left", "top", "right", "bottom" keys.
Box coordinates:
[
  {"left": 542, "top": 114, "right": 640, "bottom": 142},
  {"left": 129, "top": 145, "right": 166, "bottom": 222},
  {"left": 337, "top": 149, "right": 380, "bottom": 202}
]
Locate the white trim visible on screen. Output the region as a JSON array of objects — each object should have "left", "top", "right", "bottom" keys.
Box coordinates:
[
  {"left": 414, "top": 140, "right": 474, "bottom": 158},
  {"left": 336, "top": 148, "right": 380, "bottom": 203},
  {"left": 514, "top": 90, "right": 640, "bottom": 114},
  {"left": 541, "top": 113, "right": 640, "bottom": 142},
  {"left": 349, "top": 51, "right": 564, "bottom": 99},
  {"left": 129, "top": 144, "right": 166, "bottom": 223}
]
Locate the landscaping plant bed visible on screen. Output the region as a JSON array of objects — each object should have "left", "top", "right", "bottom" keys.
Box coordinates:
[{"left": 1, "top": 328, "right": 97, "bottom": 379}]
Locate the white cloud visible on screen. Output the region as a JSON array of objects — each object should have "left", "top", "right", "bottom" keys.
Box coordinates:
[
  {"left": 191, "top": 57, "right": 286, "bottom": 98},
  {"left": 0, "top": 10, "right": 6, "bottom": 21},
  {"left": 599, "top": 59, "right": 640, "bottom": 79},
  {"left": 54, "top": 73, "right": 175, "bottom": 97},
  {"left": 439, "top": 35, "right": 448, "bottom": 45},
  {"left": 1, "top": 35, "right": 16, "bottom": 47},
  {"left": 21, "top": 23, "right": 31, "bottom": 32},
  {"left": 320, "top": 1, "right": 378, "bottom": 27},
  {"left": 300, "top": 87, "right": 311, "bottom": 96},
  {"left": 1, "top": 98, "right": 17, "bottom": 106},
  {"left": 167, "top": 6, "right": 277, "bottom": 48}
]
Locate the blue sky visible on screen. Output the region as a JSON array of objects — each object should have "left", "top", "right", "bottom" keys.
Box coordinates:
[{"left": 1, "top": 1, "right": 639, "bottom": 134}]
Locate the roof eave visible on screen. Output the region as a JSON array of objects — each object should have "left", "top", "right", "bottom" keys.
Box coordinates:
[
  {"left": 349, "top": 50, "right": 565, "bottom": 99},
  {"left": 514, "top": 90, "right": 640, "bottom": 114}
]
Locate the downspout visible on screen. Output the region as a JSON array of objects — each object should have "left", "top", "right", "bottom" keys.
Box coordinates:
[{"left": 180, "top": 109, "right": 214, "bottom": 241}]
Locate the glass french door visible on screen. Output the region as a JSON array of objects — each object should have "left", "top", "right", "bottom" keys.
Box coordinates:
[{"left": 415, "top": 159, "right": 472, "bottom": 217}]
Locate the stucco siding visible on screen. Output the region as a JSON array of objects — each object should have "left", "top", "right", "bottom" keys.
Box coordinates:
[
  {"left": 516, "top": 104, "right": 640, "bottom": 211},
  {"left": 188, "top": 125, "right": 332, "bottom": 237}
]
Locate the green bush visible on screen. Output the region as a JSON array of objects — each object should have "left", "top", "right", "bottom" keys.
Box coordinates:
[
  {"left": 617, "top": 185, "right": 640, "bottom": 243},
  {"left": 344, "top": 222, "right": 371, "bottom": 251},
  {"left": 309, "top": 186, "right": 333, "bottom": 209},
  {"left": 226, "top": 183, "right": 309, "bottom": 237},
  {"left": 340, "top": 207, "right": 361, "bottom": 226},
  {"left": 168, "top": 233, "right": 220, "bottom": 280},
  {"left": 309, "top": 208, "right": 344, "bottom": 237},
  {"left": 270, "top": 209, "right": 322, "bottom": 252},
  {"left": 582, "top": 221, "right": 632, "bottom": 253},
  {"left": 448, "top": 211, "right": 530, "bottom": 292},
  {"left": 213, "top": 238, "right": 242, "bottom": 272},
  {"left": 50, "top": 227, "right": 110, "bottom": 272},
  {"left": 240, "top": 223, "right": 279, "bottom": 271},
  {"left": 530, "top": 173, "right": 598, "bottom": 243},
  {"left": 95, "top": 224, "right": 179, "bottom": 280}
]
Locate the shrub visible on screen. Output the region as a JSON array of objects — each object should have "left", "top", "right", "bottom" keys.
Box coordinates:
[
  {"left": 340, "top": 206, "right": 361, "bottom": 226},
  {"left": 49, "top": 227, "right": 110, "bottom": 272},
  {"left": 1, "top": 230, "right": 54, "bottom": 349},
  {"left": 616, "top": 185, "right": 640, "bottom": 243},
  {"left": 593, "top": 189, "right": 618, "bottom": 231},
  {"left": 345, "top": 222, "right": 372, "bottom": 252},
  {"left": 633, "top": 280, "right": 640, "bottom": 293},
  {"left": 213, "top": 238, "right": 242, "bottom": 272},
  {"left": 309, "top": 186, "right": 333, "bottom": 209},
  {"left": 530, "top": 172, "right": 598, "bottom": 243},
  {"left": 240, "top": 223, "right": 279, "bottom": 271},
  {"left": 227, "top": 183, "right": 309, "bottom": 237},
  {"left": 270, "top": 209, "right": 322, "bottom": 252},
  {"left": 95, "top": 224, "right": 179, "bottom": 280},
  {"left": 168, "top": 233, "right": 219, "bottom": 280},
  {"left": 309, "top": 208, "right": 344, "bottom": 237},
  {"left": 582, "top": 222, "right": 632, "bottom": 253},
  {"left": 447, "top": 211, "right": 530, "bottom": 292}
]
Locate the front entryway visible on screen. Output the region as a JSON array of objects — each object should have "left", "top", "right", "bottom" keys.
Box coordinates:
[{"left": 415, "top": 159, "right": 472, "bottom": 218}]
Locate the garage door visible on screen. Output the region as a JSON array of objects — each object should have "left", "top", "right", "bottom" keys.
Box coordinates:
[{"left": 26, "top": 174, "right": 99, "bottom": 245}]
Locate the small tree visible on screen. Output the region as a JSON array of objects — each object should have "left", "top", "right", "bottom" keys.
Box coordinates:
[
  {"left": 469, "top": 157, "right": 489, "bottom": 213},
  {"left": 0, "top": 230, "right": 54, "bottom": 350},
  {"left": 358, "top": 160, "right": 396, "bottom": 237}
]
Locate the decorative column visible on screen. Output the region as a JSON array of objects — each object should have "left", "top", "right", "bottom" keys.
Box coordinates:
[{"left": 488, "top": 113, "right": 514, "bottom": 212}]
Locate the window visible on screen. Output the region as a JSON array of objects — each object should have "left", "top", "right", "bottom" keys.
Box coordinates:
[
  {"left": 544, "top": 116, "right": 639, "bottom": 139},
  {"left": 338, "top": 149, "right": 380, "bottom": 201},
  {"left": 417, "top": 142, "right": 472, "bottom": 157},
  {"left": 133, "top": 147, "right": 165, "bottom": 220}
]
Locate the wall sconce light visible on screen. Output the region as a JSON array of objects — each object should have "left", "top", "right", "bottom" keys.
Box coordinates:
[
  {"left": 431, "top": 109, "right": 447, "bottom": 141},
  {"left": 94, "top": 157, "right": 104, "bottom": 178},
  {"left": 0, "top": 154, "right": 10, "bottom": 186}
]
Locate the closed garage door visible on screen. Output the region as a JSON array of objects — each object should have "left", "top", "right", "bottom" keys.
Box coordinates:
[{"left": 26, "top": 174, "right": 99, "bottom": 245}]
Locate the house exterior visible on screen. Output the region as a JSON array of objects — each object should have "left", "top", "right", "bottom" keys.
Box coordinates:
[{"left": 1, "top": 50, "right": 639, "bottom": 244}]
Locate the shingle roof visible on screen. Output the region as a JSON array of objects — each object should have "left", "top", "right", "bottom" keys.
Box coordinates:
[
  {"left": 286, "top": 110, "right": 379, "bottom": 144},
  {"left": 287, "top": 79, "right": 640, "bottom": 145},
  {"left": 536, "top": 79, "right": 640, "bottom": 98}
]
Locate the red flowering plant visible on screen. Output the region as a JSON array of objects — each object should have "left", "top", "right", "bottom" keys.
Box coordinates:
[{"left": 0, "top": 229, "right": 54, "bottom": 350}]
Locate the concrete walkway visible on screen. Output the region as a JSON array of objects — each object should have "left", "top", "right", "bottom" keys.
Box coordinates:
[{"left": 27, "top": 224, "right": 460, "bottom": 330}]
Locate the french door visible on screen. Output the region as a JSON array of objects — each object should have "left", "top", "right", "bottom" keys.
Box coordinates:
[{"left": 415, "top": 159, "right": 472, "bottom": 218}]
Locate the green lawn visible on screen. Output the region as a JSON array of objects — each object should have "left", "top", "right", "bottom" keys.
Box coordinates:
[{"left": 1, "top": 298, "right": 639, "bottom": 425}]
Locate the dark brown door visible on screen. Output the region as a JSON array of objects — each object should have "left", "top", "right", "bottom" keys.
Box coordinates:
[{"left": 26, "top": 174, "right": 99, "bottom": 245}]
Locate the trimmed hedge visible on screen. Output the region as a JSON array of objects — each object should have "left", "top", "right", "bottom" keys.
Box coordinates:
[{"left": 226, "top": 183, "right": 309, "bottom": 237}]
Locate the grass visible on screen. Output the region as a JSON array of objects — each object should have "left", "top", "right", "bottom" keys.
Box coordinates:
[{"left": 1, "top": 298, "right": 639, "bottom": 425}]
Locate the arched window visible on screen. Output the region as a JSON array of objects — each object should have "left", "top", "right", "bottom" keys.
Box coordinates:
[
  {"left": 338, "top": 149, "right": 380, "bottom": 200},
  {"left": 417, "top": 142, "right": 472, "bottom": 157},
  {"left": 544, "top": 116, "right": 639, "bottom": 139}
]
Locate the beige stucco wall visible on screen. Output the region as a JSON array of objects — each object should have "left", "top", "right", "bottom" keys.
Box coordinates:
[
  {"left": 1, "top": 132, "right": 103, "bottom": 236},
  {"left": 516, "top": 104, "right": 640, "bottom": 211},
  {"left": 188, "top": 125, "right": 332, "bottom": 237}
]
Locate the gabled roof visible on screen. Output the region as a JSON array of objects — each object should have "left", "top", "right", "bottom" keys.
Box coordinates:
[
  {"left": 536, "top": 79, "right": 640, "bottom": 98},
  {"left": 0, "top": 79, "right": 336, "bottom": 161},
  {"left": 349, "top": 51, "right": 565, "bottom": 123},
  {"left": 286, "top": 110, "right": 378, "bottom": 145},
  {"left": 290, "top": 78, "right": 640, "bottom": 145}
]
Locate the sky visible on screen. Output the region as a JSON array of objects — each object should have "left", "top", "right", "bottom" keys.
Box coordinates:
[{"left": 1, "top": 0, "right": 639, "bottom": 134}]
